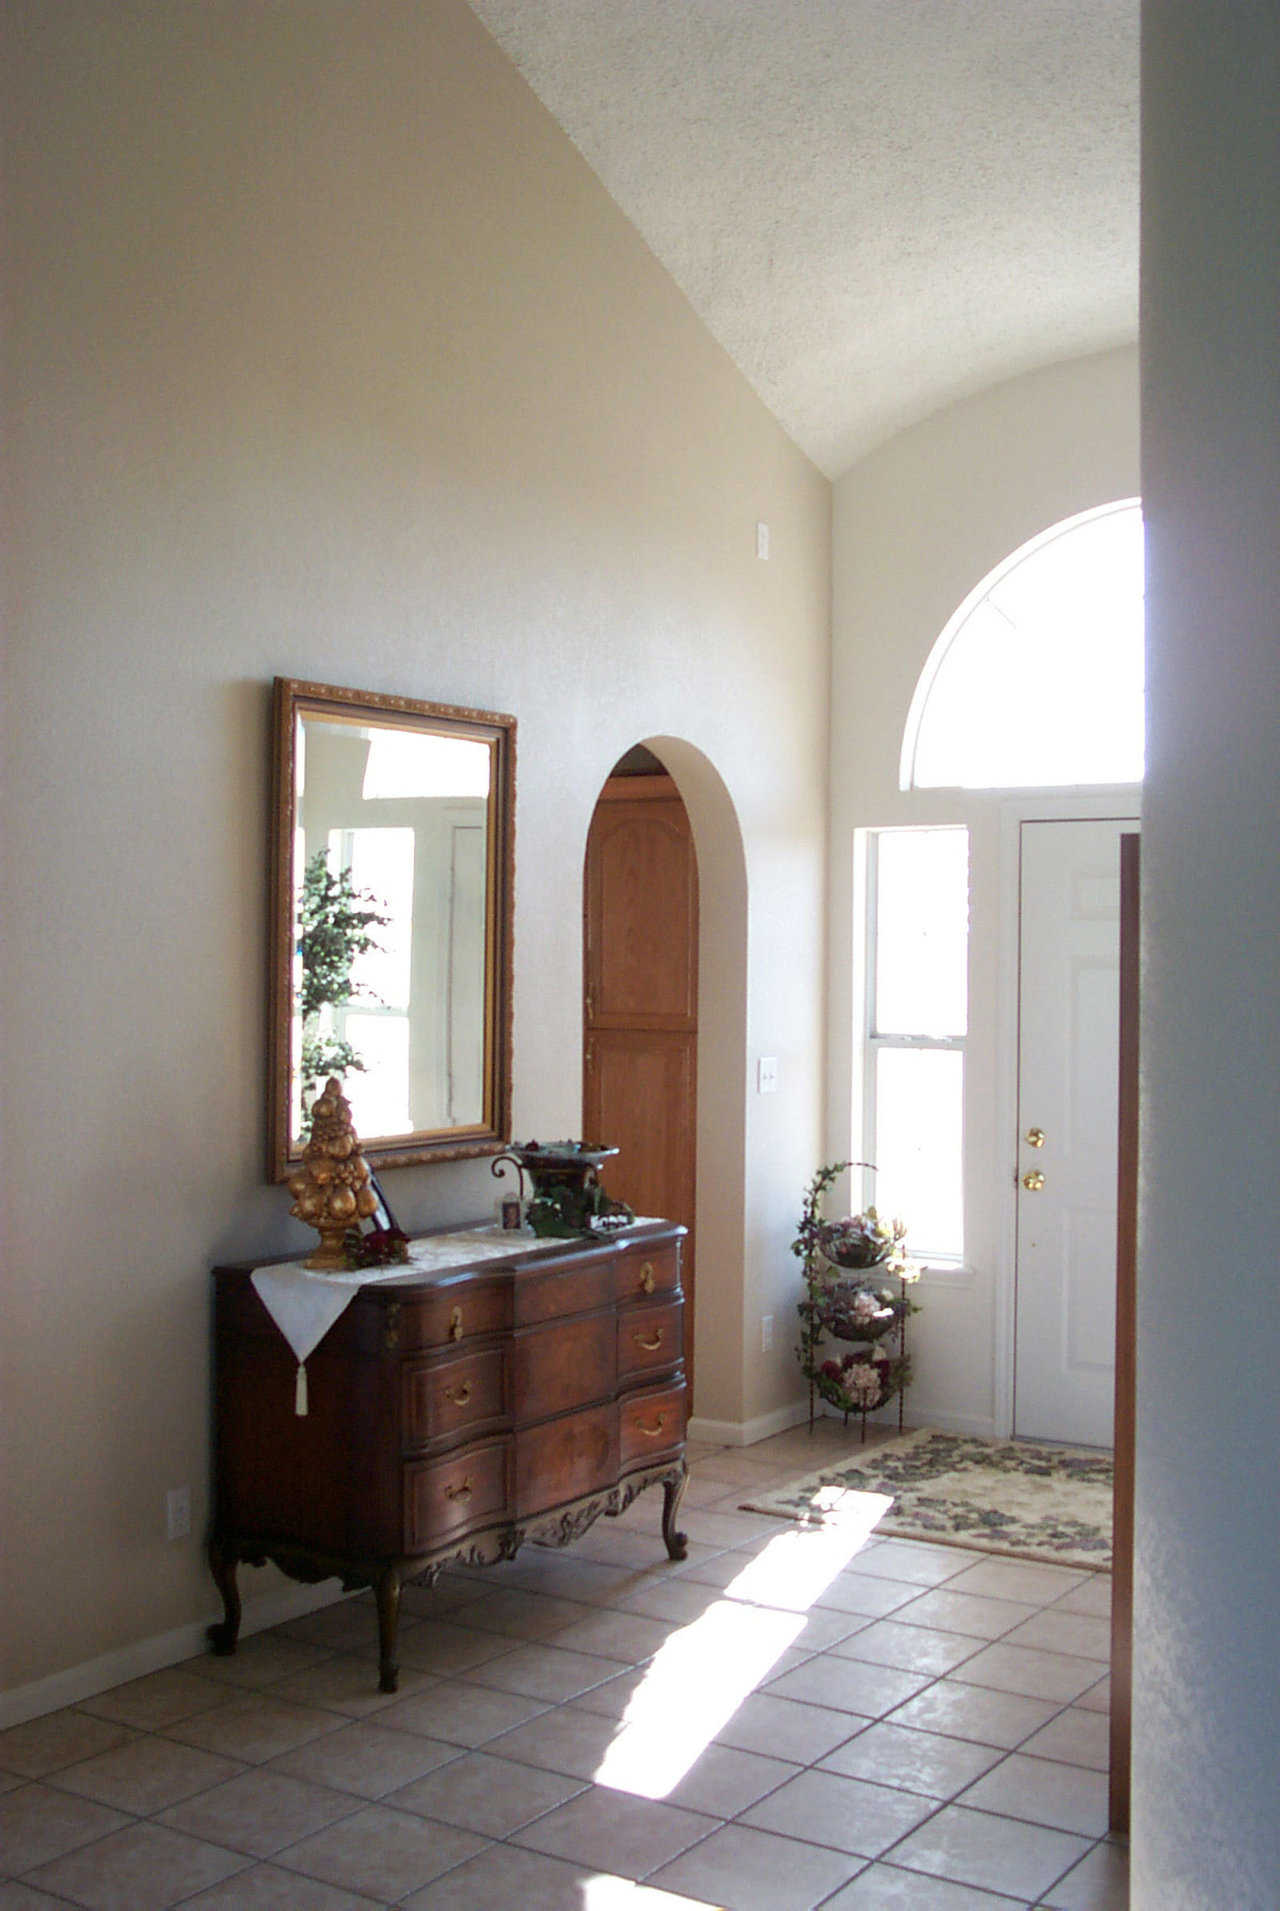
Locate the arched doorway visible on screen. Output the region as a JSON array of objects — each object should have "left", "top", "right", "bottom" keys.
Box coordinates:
[{"left": 583, "top": 746, "right": 698, "bottom": 1399}]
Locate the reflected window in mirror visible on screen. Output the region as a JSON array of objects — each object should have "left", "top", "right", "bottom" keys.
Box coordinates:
[{"left": 269, "top": 680, "right": 514, "bottom": 1179}]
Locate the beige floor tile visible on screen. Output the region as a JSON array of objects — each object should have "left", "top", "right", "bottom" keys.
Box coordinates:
[
  {"left": 741, "top": 1766, "right": 939, "bottom": 1857},
  {"left": 510, "top": 1783, "right": 717, "bottom": 1879},
  {"left": 613, "top": 1576, "right": 728, "bottom": 1625},
  {"left": 1020, "top": 1705, "right": 1111, "bottom": 1772},
  {"left": 812, "top": 1571, "right": 923, "bottom": 1620},
  {"left": 550, "top": 1609, "right": 681, "bottom": 1664},
  {"left": 0, "top": 1710, "right": 137, "bottom": 1780},
  {"left": 569, "top": 1663, "right": 655, "bottom": 1720},
  {"left": 388, "top": 1747, "right": 585, "bottom": 1836},
  {"left": 887, "top": 1801, "right": 1092, "bottom": 1900},
  {"left": 678, "top": 1509, "right": 782, "bottom": 1550},
  {"left": 266, "top": 1652, "right": 439, "bottom": 1716},
  {"left": 51, "top": 1735, "right": 243, "bottom": 1813},
  {"left": 192, "top": 1631, "right": 333, "bottom": 1690},
  {"left": 374, "top": 1678, "right": 551, "bottom": 1749},
  {"left": 486, "top": 1702, "right": 624, "bottom": 1780},
  {"left": 821, "top": 1863, "right": 1020, "bottom": 1907},
  {"left": 280, "top": 1601, "right": 382, "bottom": 1652},
  {"left": 1051, "top": 1574, "right": 1113, "bottom": 1618},
  {"left": 818, "top": 1720, "right": 1003, "bottom": 1798},
  {"left": 387, "top": 1617, "right": 521, "bottom": 1675},
  {"left": 649, "top": 1820, "right": 862, "bottom": 1910},
  {"left": 394, "top": 1579, "right": 487, "bottom": 1620},
  {"left": 400, "top": 1838, "right": 708, "bottom": 1909},
  {"left": 959, "top": 1751, "right": 1109, "bottom": 1837},
  {"left": 268, "top": 1718, "right": 464, "bottom": 1797},
  {"left": 179, "top": 1863, "right": 382, "bottom": 1908},
  {"left": 0, "top": 1881, "right": 86, "bottom": 1908},
  {"left": 0, "top": 1783, "right": 131, "bottom": 1874},
  {"left": 162, "top": 1695, "right": 343, "bottom": 1764},
  {"left": 1075, "top": 1674, "right": 1111, "bottom": 1713},
  {"left": 671, "top": 1549, "right": 761, "bottom": 1592},
  {"left": 24, "top": 1821, "right": 248, "bottom": 1909},
  {"left": 712, "top": 1690, "right": 861, "bottom": 1763},
  {"left": 559, "top": 1523, "right": 699, "bottom": 1570},
  {"left": 77, "top": 1667, "right": 233, "bottom": 1730},
  {"left": 501, "top": 1555, "right": 650, "bottom": 1604},
  {"left": 885, "top": 1678, "right": 1060, "bottom": 1748},
  {"left": 661, "top": 1742, "right": 801, "bottom": 1817},
  {"left": 690, "top": 1452, "right": 801, "bottom": 1488},
  {"left": 763, "top": 1653, "right": 929, "bottom": 1718},
  {"left": 832, "top": 1619, "right": 982, "bottom": 1677},
  {"left": 157, "top": 1768, "right": 361, "bottom": 1857},
  {"left": 461, "top": 1641, "right": 627, "bottom": 1702},
  {"left": 1002, "top": 1609, "right": 1112, "bottom": 1661},
  {"left": 277, "top": 1802, "right": 485, "bottom": 1900},
  {"left": 1042, "top": 1835, "right": 1129, "bottom": 1910},
  {"left": 944, "top": 1560, "right": 1090, "bottom": 1605},
  {"left": 450, "top": 1587, "right": 597, "bottom": 1640},
  {"left": 838, "top": 1540, "right": 986, "bottom": 1587},
  {"left": 891, "top": 1588, "right": 1039, "bottom": 1640},
  {"left": 949, "top": 1641, "right": 1104, "bottom": 1704}
]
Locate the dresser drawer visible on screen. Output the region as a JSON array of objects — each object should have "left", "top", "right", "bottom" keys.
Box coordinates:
[
  {"left": 515, "top": 1404, "right": 618, "bottom": 1518},
  {"left": 515, "top": 1256, "right": 614, "bottom": 1326},
  {"left": 614, "top": 1241, "right": 680, "bottom": 1306},
  {"left": 513, "top": 1312, "right": 616, "bottom": 1423},
  {"left": 618, "top": 1300, "right": 683, "bottom": 1380},
  {"left": 403, "top": 1438, "right": 512, "bottom": 1552},
  {"left": 393, "top": 1280, "right": 510, "bottom": 1353},
  {"left": 619, "top": 1380, "right": 686, "bottom": 1468},
  {"left": 403, "top": 1347, "right": 508, "bottom": 1448}
]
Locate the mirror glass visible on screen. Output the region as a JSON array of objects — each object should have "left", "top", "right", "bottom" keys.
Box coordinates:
[{"left": 268, "top": 679, "right": 514, "bottom": 1178}]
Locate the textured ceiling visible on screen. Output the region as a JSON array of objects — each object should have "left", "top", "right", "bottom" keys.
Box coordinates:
[{"left": 465, "top": 0, "right": 1139, "bottom": 477}]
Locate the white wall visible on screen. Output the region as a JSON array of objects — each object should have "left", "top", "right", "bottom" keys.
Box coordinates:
[
  {"left": 0, "top": 0, "right": 830, "bottom": 1701},
  {"left": 1135, "top": 5, "right": 1280, "bottom": 1902},
  {"left": 830, "top": 348, "right": 1140, "bottom": 1434}
]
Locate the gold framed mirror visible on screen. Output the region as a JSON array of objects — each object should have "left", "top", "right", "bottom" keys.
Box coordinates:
[{"left": 268, "top": 678, "right": 515, "bottom": 1180}]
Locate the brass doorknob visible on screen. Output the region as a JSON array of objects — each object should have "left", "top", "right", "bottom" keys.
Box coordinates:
[
  {"left": 1025, "top": 1127, "right": 1046, "bottom": 1149},
  {"left": 1022, "top": 1170, "right": 1046, "bottom": 1192}
]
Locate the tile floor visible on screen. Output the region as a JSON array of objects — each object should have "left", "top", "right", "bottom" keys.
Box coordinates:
[{"left": 0, "top": 1423, "right": 1127, "bottom": 1909}]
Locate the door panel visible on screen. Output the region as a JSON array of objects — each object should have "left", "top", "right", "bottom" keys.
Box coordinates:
[
  {"left": 584, "top": 774, "right": 698, "bottom": 1399},
  {"left": 1014, "top": 816, "right": 1137, "bottom": 1446}
]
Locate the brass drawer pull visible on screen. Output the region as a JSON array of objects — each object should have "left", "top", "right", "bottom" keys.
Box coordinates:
[
  {"left": 639, "top": 1261, "right": 656, "bottom": 1294},
  {"left": 444, "top": 1380, "right": 472, "bottom": 1407},
  {"left": 633, "top": 1329, "right": 664, "bottom": 1351},
  {"left": 449, "top": 1306, "right": 464, "bottom": 1342},
  {"left": 445, "top": 1477, "right": 473, "bottom": 1501},
  {"left": 636, "top": 1414, "right": 667, "bottom": 1437}
]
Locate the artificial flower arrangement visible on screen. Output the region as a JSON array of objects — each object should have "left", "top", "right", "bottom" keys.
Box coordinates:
[{"left": 793, "top": 1160, "right": 920, "bottom": 1423}]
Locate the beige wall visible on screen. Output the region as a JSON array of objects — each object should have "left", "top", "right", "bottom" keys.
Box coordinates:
[
  {"left": 830, "top": 347, "right": 1140, "bottom": 1434},
  {"left": 1, "top": 0, "right": 830, "bottom": 1700}
]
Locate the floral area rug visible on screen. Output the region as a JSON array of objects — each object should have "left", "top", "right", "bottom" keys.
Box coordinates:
[{"left": 743, "top": 1427, "right": 1113, "bottom": 1571}]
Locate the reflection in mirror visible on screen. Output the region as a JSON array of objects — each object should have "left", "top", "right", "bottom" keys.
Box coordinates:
[{"left": 269, "top": 680, "right": 514, "bottom": 1179}]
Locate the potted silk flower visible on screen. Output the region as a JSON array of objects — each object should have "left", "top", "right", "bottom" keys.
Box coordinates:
[{"left": 792, "top": 1161, "right": 920, "bottom": 1428}]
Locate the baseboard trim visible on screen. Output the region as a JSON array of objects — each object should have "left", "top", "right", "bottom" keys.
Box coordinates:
[
  {"left": 687, "top": 1398, "right": 811, "bottom": 1448},
  {"left": 0, "top": 1577, "right": 351, "bottom": 1730}
]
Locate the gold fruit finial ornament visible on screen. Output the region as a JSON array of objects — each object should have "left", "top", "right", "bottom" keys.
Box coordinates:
[{"left": 287, "top": 1077, "right": 379, "bottom": 1269}]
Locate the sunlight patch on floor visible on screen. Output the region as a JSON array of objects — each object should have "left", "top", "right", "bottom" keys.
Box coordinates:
[{"left": 592, "top": 1498, "right": 890, "bottom": 1799}]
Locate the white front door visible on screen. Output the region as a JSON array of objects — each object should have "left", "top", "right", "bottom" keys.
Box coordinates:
[{"left": 1014, "top": 816, "right": 1138, "bottom": 1446}]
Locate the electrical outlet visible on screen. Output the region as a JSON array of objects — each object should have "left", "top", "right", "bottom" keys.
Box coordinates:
[
  {"left": 761, "top": 1314, "right": 774, "bottom": 1353},
  {"left": 165, "top": 1485, "right": 191, "bottom": 1542},
  {"left": 756, "top": 520, "right": 771, "bottom": 560},
  {"left": 757, "top": 1056, "right": 779, "bottom": 1093}
]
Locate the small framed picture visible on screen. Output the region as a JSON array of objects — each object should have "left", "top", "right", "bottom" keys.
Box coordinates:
[{"left": 368, "top": 1175, "right": 399, "bottom": 1235}]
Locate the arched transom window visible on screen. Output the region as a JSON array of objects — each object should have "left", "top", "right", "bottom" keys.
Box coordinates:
[{"left": 901, "top": 500, "right": 1145, "bottom": 790}]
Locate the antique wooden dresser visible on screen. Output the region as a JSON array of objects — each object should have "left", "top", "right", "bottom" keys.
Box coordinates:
[{"left": 208, "top": 1221, "right": 687, "bottom": 1690}]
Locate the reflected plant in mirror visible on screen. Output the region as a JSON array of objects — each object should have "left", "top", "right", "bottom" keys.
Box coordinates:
[
  {"left": 296, "top": 848, "right": 391, "bottom": 1137},
  {"left": 268, "top": 679, "right": 515, "bottom": 1179}
]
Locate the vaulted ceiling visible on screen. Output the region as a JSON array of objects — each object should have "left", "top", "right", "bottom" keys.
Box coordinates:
[{"left": 466, "top": 1, "right": 1139, "bottom": 477}]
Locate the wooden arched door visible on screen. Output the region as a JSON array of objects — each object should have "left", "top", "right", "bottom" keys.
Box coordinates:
[{"left": 584, "top": 771, "right": 698, "bottom": 1399}]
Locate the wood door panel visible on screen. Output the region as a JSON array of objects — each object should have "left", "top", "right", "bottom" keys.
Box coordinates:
[
  {"left": 585, "top": 1029, "right": 695, "bottom": 1228},
  {"left": 585, "top": 799, "right": 697, "bottom": 1027}
]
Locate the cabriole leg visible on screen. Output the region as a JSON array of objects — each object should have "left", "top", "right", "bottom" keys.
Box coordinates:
[
  {"left": 375, "top": 1566, "right": 403, "bottom": 1693},
  {"left": 662, "top": 1465, "right": 689, "bottom": 1560},
  {"left": 206, "top": 1537, "right": 241, "bottom": 1656}
]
